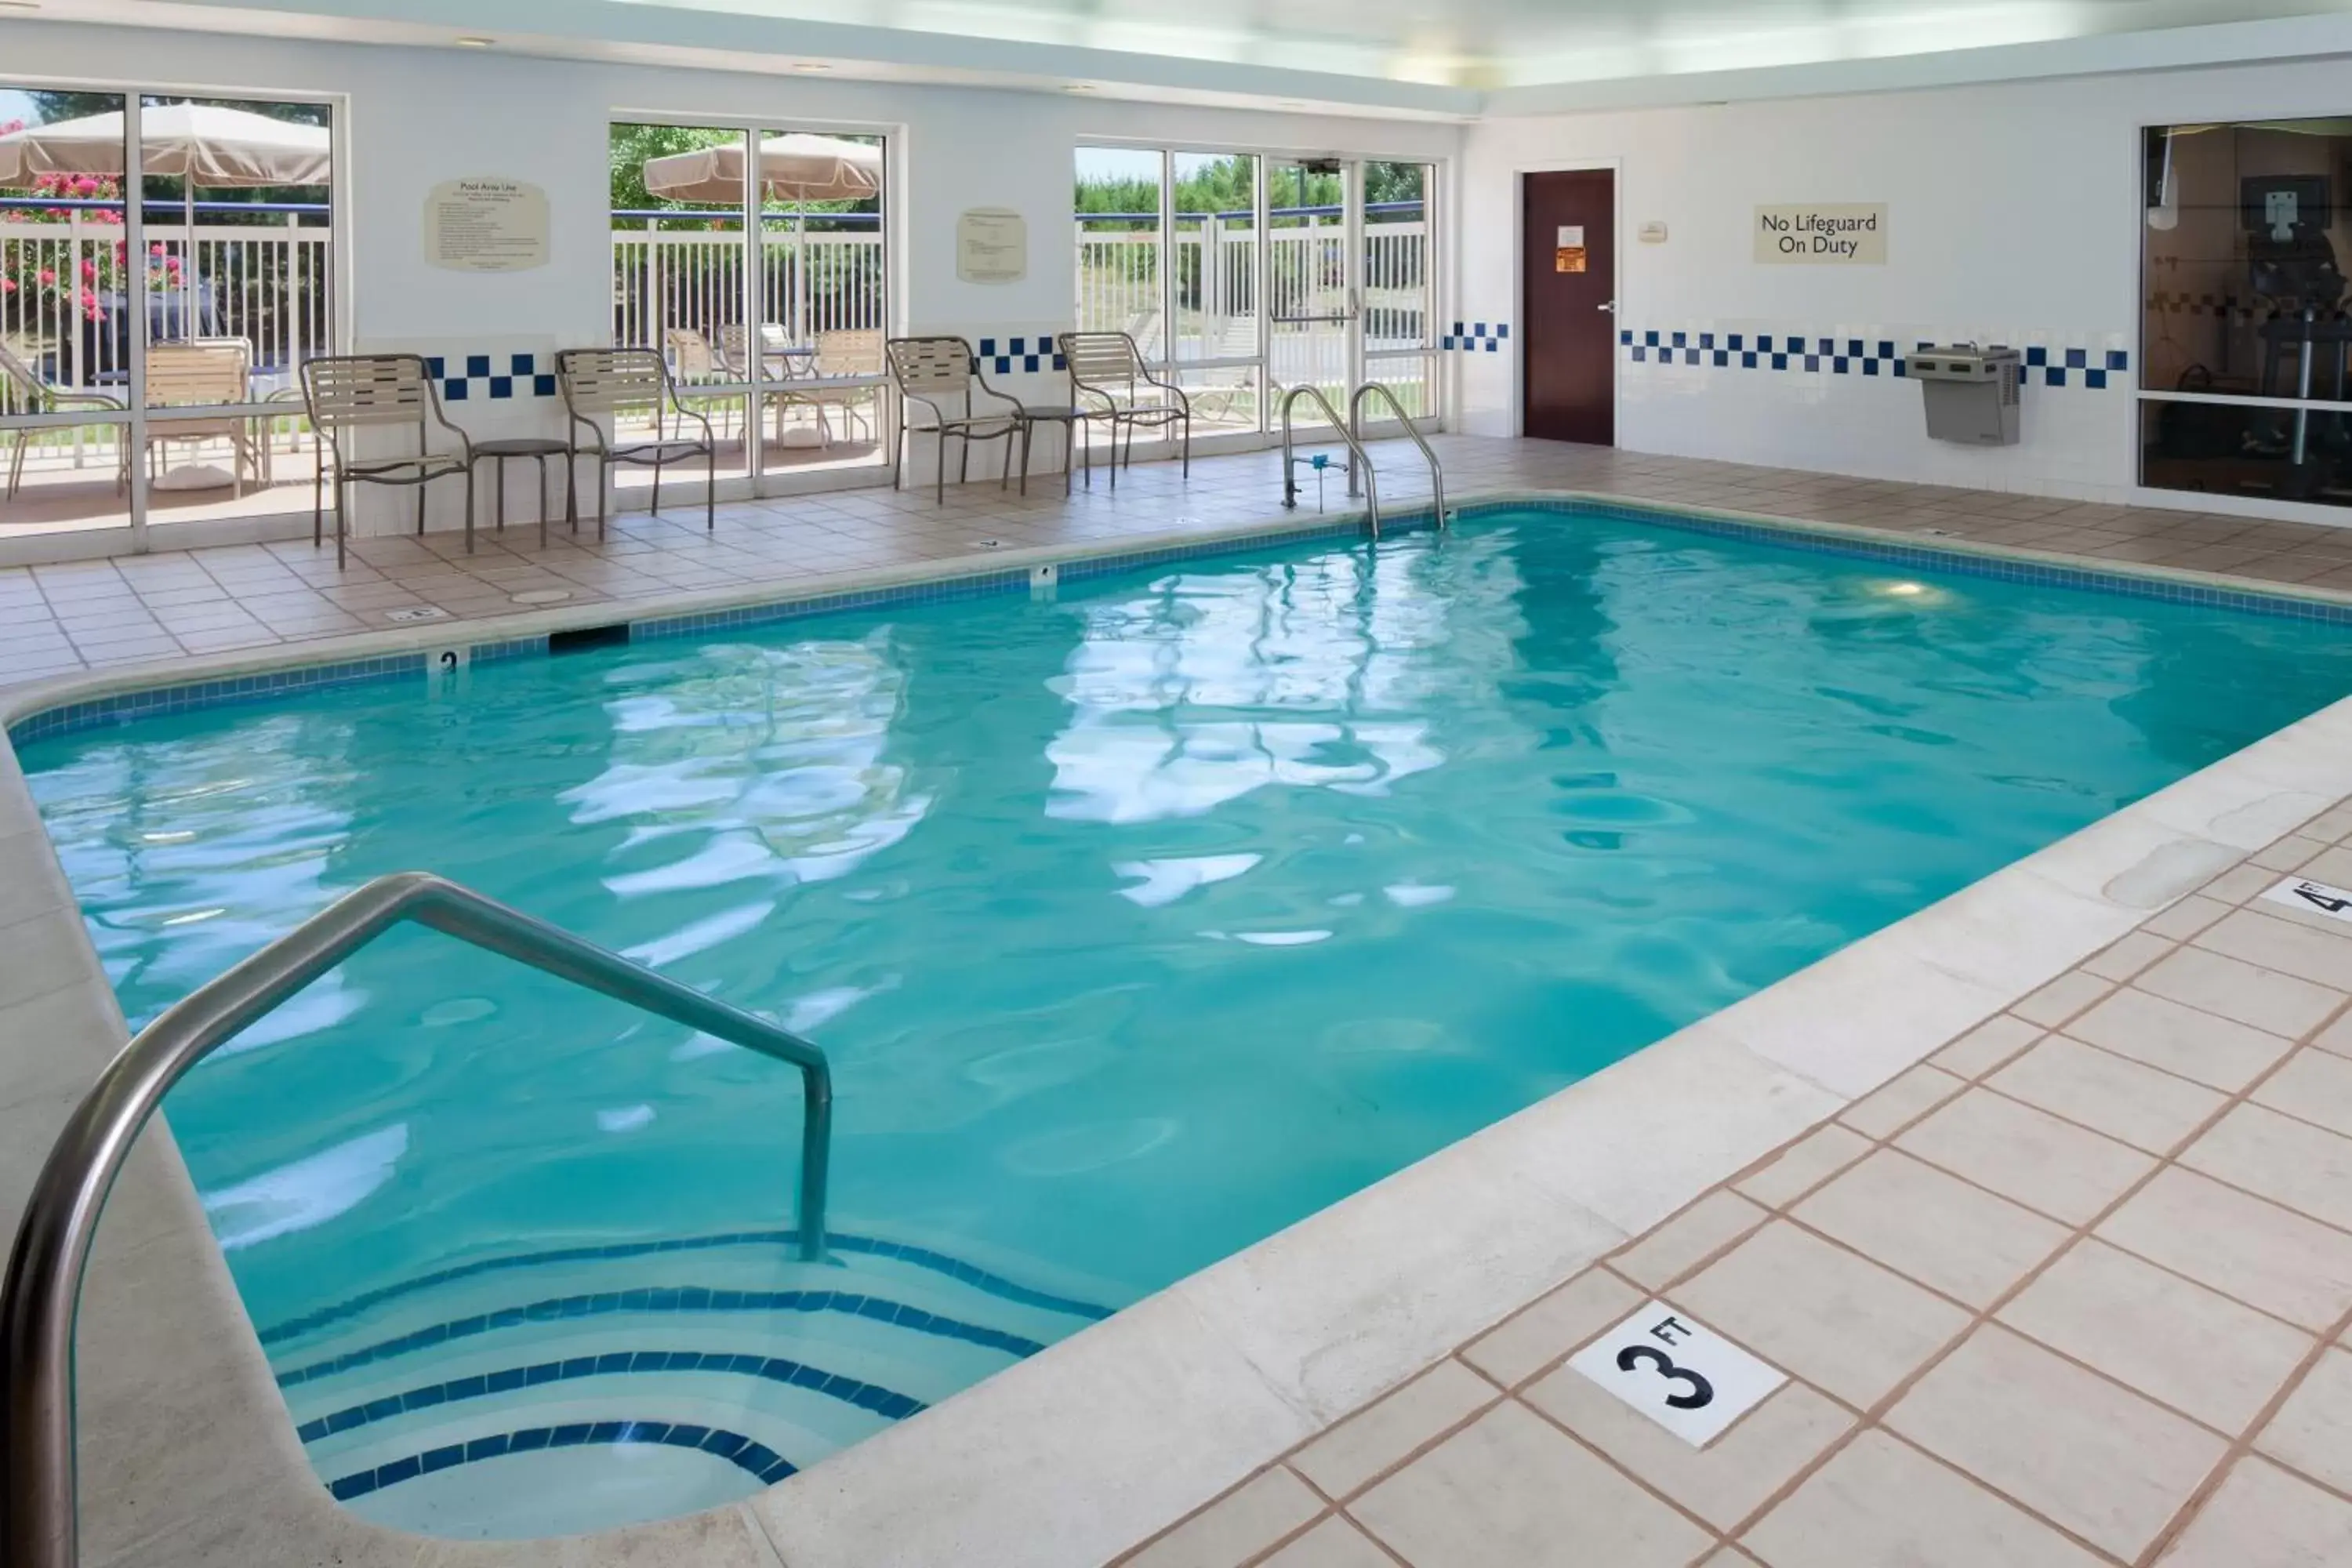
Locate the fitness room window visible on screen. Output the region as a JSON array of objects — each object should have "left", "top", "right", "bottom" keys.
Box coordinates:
[{"left": 2142, "top": 118, "right": 2352, "bottom": 509}]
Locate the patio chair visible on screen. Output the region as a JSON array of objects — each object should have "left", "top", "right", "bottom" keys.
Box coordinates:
[
  {"left": 664, "top": 328, "right": 717, "bottom": 382},
  {"left": 1058, "top": 330, "right": 1192, "bottom": 488},
  {"left": 780, "top": 328, "right": 883, "bottom": 447},
  {"left": 300, "top": 354, "right": 474, "bottom": 569},
  {"left": 557, "top": 347, "right": 718, "bottom": 538},
  {"left": 884, "top": 335, "right": 1022, "bottom": 504},
  {"left": 142, "top": 339, "right": 260, "bottom": 500},
  {"left": 0, "top": 341, "right": 126, "bottom": 502}
]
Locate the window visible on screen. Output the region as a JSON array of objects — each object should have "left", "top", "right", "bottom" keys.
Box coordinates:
[
  {"left": 609, "top": 120, "right": 889, "bottom": 497},
  {"left": 1, "top": 86, "right": 338, "bottom": 545},
  {"left": 2142, "top": 119, "right": 2352, "bottom": 509},
  {"left": 1076, "top": 145, "right": 1436, "bottom": 452}
]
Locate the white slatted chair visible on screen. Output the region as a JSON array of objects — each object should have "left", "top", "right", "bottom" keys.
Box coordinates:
[
  {"left": 300, "top": 354, "right": 474, "bottom": 568},
  {"left": 143, "top": 339, "right": 260, "bottom": 500},
  {"left": 557, "top": 347, "right": 718, "bottom": 538},
  {"left": 884, "top": 336, "right": 1022, "bottom": 504},
  {"left": 1056, "top": 331, "right": 1191, "bottom": 489}
]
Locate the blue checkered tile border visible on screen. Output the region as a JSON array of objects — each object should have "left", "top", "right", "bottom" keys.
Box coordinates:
[
  {"left": 1623, "top": 330, "right": 2131, "bottom": 389},
  {"left": 1443, "top": 321, "right": 1509, "bottom": 353},
  {"left": 18, "top": 494, "right": 2352, "bottom": 751},
  {"left": 422, "top": 353, "right": 560, "bottom": 404},
  {"left": 975, "top": 336, "right": 1067, "bottom": 376}
]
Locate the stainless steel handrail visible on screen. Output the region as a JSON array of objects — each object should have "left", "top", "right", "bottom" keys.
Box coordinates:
[
  {"left": 1348, "top": 382, "right": 1448, "bottom": 531},
  {"left": 1279, "top": 384, "right": 1381, "bottom": 539},
  {"left": 1, "top": 870, "right": 833, "bottom": 1568}
]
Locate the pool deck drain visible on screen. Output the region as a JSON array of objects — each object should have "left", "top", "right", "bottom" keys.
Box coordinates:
[{"left": 5, "top": 437, "right": 2352, "bottom": 1568}]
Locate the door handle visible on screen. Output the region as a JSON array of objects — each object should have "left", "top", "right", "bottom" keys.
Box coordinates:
[{"left": 1598, "top": 302, "right": 1617, "bottom": 314}]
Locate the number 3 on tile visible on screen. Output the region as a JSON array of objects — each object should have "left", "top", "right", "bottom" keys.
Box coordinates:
[{"left": 1568, "top": 1303, "right": 1786, "bottom": 1446}]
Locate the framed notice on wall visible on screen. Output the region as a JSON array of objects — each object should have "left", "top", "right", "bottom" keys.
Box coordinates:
[
  {"left": 1753, "top": 203, "right": 1886, "bottom": 263},
  {"left": 1555, "top": 225, "right": 1588, "bottom": 273},
  {"left": 424, "top": 178, "right": 550, "bottom": 273},
  {"left": 957, "top": 208, "right": 1027, "bottom": 283}
]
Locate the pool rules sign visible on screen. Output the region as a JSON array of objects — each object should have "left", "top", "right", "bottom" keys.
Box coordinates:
[{"left": 1755, "top": 203, "right": 1887, "bottom": 263}]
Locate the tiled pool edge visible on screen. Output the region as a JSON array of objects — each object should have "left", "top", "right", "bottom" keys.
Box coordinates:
[
  {"left": 2, "top": 494, "right": 2350, "bottom": 1568},
  {"left": 17, "top": 487, "right": 2352, "bottom": 746}
]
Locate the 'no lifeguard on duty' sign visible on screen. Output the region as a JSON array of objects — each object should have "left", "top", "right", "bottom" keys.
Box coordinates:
[{"left": 1755, "top": 204, "right": 1887, "bottom": 263}]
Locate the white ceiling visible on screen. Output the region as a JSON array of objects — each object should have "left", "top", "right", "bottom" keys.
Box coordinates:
[
  {"left": 15, "top": 0, "right": 2352, "bottom": 117},
  {"left": 622, "top": 0, "right": 2350, "bottom": 89}
]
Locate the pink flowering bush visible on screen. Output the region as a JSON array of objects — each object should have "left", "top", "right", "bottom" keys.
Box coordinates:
[{"left": 1, "top": 117, "right": 132, "bottom": 330}]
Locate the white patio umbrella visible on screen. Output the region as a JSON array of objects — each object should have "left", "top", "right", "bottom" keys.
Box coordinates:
[
  {"left": 642, "top": 133, "right": 882, "bottom": 343},
  {"left": 0, "top": 103, "right": 331, "bottom": 343}
]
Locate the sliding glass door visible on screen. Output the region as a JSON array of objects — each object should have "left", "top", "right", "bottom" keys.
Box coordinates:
[
  {"left": 609, "top": 119, "right": 889, "bottom": 502},
  {"left": 2, "top": 85, "right": 340, "bottom": 550},
  {"left": 1074, "top": 146, "right": 1436, "bottom": 451}
]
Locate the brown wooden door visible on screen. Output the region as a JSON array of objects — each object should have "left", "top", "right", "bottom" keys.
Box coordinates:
[{"left": 1522, "top": 169, "right": 1616, "bottom": 445}]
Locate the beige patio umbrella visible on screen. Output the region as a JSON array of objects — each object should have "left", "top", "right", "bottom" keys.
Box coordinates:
[
  {"left": 640, "top": 132, "right": 881, "bottom": 205},
  {"left": 642, "top": 133, "right": 882, "bottom": 343},
  {"left": 0, "top": 103, "right": 332, "bottom": 338}
]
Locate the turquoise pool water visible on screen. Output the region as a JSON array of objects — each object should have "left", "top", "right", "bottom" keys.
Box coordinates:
[{"left": 22, "top": 506, "right": 2352, "bottom": 1535}]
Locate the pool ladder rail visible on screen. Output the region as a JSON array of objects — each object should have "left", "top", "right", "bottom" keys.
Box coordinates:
[
  {"left": 0, "top": 870, "right": 834, "bottom": 1568},
  {"left": 1278, "top": 381, "right": 1450, "bottom": 540}
]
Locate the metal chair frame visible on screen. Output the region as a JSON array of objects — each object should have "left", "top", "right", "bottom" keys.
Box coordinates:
[
  {"left": 557, "top": 347, "right": 719, "bottom": 539},
  {"left": 299, "top": 354, "right": 474, "bottom": 569},
  {"left": 884, "top": 335, "right": 1023, "bottom": 504},
  {"left": 1057, "top": 330, "right": 1192, "bottom": 489}
]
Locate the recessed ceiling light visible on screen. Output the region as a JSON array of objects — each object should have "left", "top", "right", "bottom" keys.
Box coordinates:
[
  {"left": 0, "top": 2, "right": 43, "bottom": 11},
  {"left": 791, "top": 61, "right": 832, "bottom": 71},
  {"left": 1063, "top": 84, "right": 1095, "bottom": 93},
  {"left": 455, "top": 35, "right": 495, "bottom": 47}
]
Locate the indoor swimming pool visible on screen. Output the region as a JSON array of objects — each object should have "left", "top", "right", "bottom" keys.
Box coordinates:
[{"left": 20, "top": 503, "right": 2352, "bottom": 1537}]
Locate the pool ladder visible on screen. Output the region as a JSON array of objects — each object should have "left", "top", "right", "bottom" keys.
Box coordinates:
[
  {"left": 0, "top": 871, "right": 835, "bottom": 1568},
  {"left": 1278, "top": 382, "right": 1450, "bottom": 540}
]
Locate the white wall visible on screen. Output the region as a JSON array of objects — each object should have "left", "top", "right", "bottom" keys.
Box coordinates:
[
  {"left": 1457, "top": 56, "right": 2352, "bottom": 514},
  {"left": 3, "top": 21, "right": 1460, "bottom": 517}
]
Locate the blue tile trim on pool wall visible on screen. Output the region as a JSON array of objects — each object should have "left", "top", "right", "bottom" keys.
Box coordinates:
[
  {"left": 13, "top": 497, "right": 2352, "bottom": 748},
  {"left": 274, "top": 1286, "right": 1048, "bottom": 1389},
  {"left": 255, "top": 1228, "right": 1112, "bottom": 1348},
  {"left": 325, "top": 1418, "right": 796, "bottom": 1501},
  {"left": 296, "top": 1346, "right": 927, "bottom": 1445},
  {"left": 1622, "top": 328, "right": 2130, "bottom": 389}
]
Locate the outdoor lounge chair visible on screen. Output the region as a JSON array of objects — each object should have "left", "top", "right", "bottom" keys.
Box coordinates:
[{"left": 0, "top": 341, "right": 126, "bottom": 501}]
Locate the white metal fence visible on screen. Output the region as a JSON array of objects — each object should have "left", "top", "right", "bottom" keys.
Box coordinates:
[
  {"left": 609, "top": 227, "right": 886, "bottom": 377},
  {"left": 4, "top": 215, "right": 1425, "bottom": 418},
  {"left": 0, "top": 216, "right": 331, "bottom": 404},
  {"left": 1076, "top": 217, "right": 1430, "bottom": 380}
]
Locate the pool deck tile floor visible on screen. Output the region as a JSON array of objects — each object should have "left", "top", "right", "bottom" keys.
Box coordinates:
[
  {"left": 10, "top": 435, "right": 2352, "bottom": 679},
  {"left": 1112, "top": 800, "right": 2352, "bottom": 1568},
  {"left": 9, "top": 437, "right": 2352, "bottom": 1566}
]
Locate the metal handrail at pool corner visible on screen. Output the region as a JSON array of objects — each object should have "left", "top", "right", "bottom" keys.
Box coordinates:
[
  {"left": 0, "top": 871, "right": 833, "bottom": 1568},
  {"left": 1279, "top": 383, "right": 1382, "bottom": 539},
  {"left": 1348, "top": 382, "right": 1448, "bottom": 532}
]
